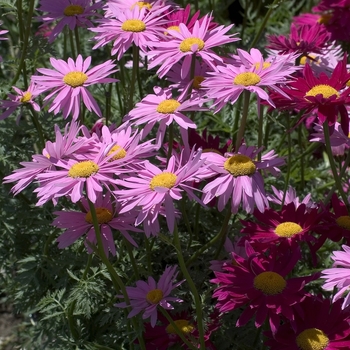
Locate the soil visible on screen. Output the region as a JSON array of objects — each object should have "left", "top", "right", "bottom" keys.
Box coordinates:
[{"left": 0, "top": 302, "right": 22, "bottom": 350}]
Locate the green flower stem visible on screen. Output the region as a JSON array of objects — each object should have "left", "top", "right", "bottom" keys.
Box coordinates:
[
  {"left": 144, "top": 237, "right": 153, "bottom": 274},
  {"left": 323, "top": 122, "right": 349, "bottom": 207},
  {"left": 173, "top": 223, "right": 205, "bottom": 349},
  {"left": 86, "top": 199, "right": 146, "bottom": 350},
  {"left": 105, "top": 82, "right": 112, "bottom": 126},
  {"left": 74, "top": 27, "right": 81, "bottom": 55},
  {"left": 186, "top": 207, "right": 232, "bottom": 267},
  {"left": 29, "top": 105, "right": 45, "bottom": 150},
  {"left": 281, "top": 114, "right": 292, "bottom": 207},
  {"left": 124, "top": 238, "right": 140, "bottom": 280},
  {"left": 82, "top": 254, "right": 93, "bottom": 280},
  {"left": 235, "top": 90, "right": 250, "bottom": 150},
  {"left": 134, "top": 46, "right": 143, "bottom": 99},
  {"left": 257, "top": 105, "right": 264, "bottom": 161},
  {"left": 67, "top": 300, "right": 79, "bottom": 341},
  {"left": 249, "top": 0, "right": 281, "bottom": 49},
  {"left": 10, "top": 0, "right": 35, "bottom": 89},
  {"left": 69, "top": 29, "right": 76, "bottom": 59},
  {"left": 232, "top": 97, "right": 243, "bottom": 147},
  {"left": 166, "top": 122, "right": 174, "bottom": 164},
  {"left": 298, "top": 124, "right": 305, "bottom": 188},
  {"left": 128, "top": 44, "right": 138, "bottom": 111},
  {"left": 179, "top": 198, "right": 193, "bottom": 249},
  {"left": 159, "top": 308, "right": 198, "bottom": 350}
]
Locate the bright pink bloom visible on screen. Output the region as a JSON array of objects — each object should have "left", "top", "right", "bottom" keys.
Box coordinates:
[
  {"left": 321, "top": 245, "right": 350, "bottom": 309},
  {"left": 36, "top": 0, "right": 103, "bottom": 43},
  {"left": 53, "top": 192, "right": 140, "bottom": 256},
  {"left": 264, "top": 296, "right": 350, "bottom": 349},
  {"left": 147, "top": 14, "right": 238, "bottom": 78},
  {"left": 202, "top": 145, "right": 284, "bottom": 214},
  {"left": 31, "top": 55, "right": 118, "bottom": 120},
  {"left": 115, "top": 266, "right": 184, "bottom": 327},
  {"left": 106, "top": 0, "right": 171, "bottom": 13},
  {"left": 211, "top": 241, "right": 317, "bottom": 333}
]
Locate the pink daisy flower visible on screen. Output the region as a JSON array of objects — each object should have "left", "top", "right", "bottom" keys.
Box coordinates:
[
  {"left": 147, "top": 14, "right": 239, "bottom": 78},
  {"left": 31, "top": 55, "right": 118, "bottom": 120},
  {"left": 321, "top": 245, "right": 350, "bottom": 310},
  {"left": 202, "top": 145, "right": 285, "bottom": 214},
  {"left": 115, "top": 266, "right": 184, "bottom": 327},
  {"left": 36, "top": 0, "right": 103, "bottom": 43},
  {"left": 211, "top": 241, "right": 318, "bottom": 333},
  {"left": 106, "top": 0, "right": 171, "bottom": 13},
  {"left": 202, "top": 50, "right": 296, "bottom": 113},
  {"left": 264, "top": 296, "right": 350, "bottom": 350},
  {"left": 115, "top": 149, "right": 205, "bottom": 233},
  {"left": 91, "top": 6, "right": 169, "bottom": 60},
  {"left": 267, "top": 23, "right": 330, "bottom": 56},
  {"left": 53, "top": 192, "right": 140, "bottom": 256},
  {"left": 0, "top": 27, "right": 8, "bottom": 40},
  {"left": 125, "top": 86, "right": 207, "bottom": 141},
  {"left": 0, "top": 82, "right": 41, "bottom": 122}
]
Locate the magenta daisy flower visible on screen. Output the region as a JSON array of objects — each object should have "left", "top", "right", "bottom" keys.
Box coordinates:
[
  {"left": 202, "top": 50, "right": 296, "bottom": 113},
  {"left": 91, "top": 6, "right": 169, "bottom": 60},
  {"left": 106, "top": 0, "right": 171, "bottom": 13},
  {"left": 267, "top": 23, "right": 330, "bottom": 56},
  {"left": 202, "top": 145, "right": 285, "bottom": 214},
  {"left": 53, "top": 192, "right": 140, "bottom": 256},
  {"left": 147, "top": 14, "right": 238, "bottom": 78},
  {"left": 264, "top": 296, "right": 350, "bottom": 350},
  {"left": 0, "top": 82, "right": 41, "bottom": 122},
  {"left": 115, "top": 266, "right": 184, "bottom": 327},
  {"left": 321, "top": 245, "right": 350, "bottom": 310},
  {"left": 31, "top": 55, "right": 118, "bottom": 120},
  {"left": 125, "top": 87, "right": 207, "bottom": 141},
  {"left": 211, "top": 241, "right": 318, "bottom": 333},
  {"left": 271, "top": 55, "right": 350, "bottom": 135},
  {"left": 115, "top": 149, "right": 205, "bottom": 233},
  {"left": 36, "top": 0, "right": 103, "bottom": 43}
]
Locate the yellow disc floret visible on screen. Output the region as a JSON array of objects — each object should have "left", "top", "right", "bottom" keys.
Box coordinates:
[
  {"left": 193, "top": 75, "right": 205, "bottom": 89},
  {"left": 254, "top": 62, "right": 271, "bottom": 70},
  {"left": 275, "top": 222, "right": 303, "bottom": 237},
  {"left": 68, "top": 160, "right": 99, "bottom": 178},
  {"left": 166, "top": 319, "right": 195, "bottom": 334},
  {"left": 63, "top": 5, "right": 84, "bottom": 16},
  {"left": 223, "top": 155, "right": 256, "bottom": 177},
  {"left": 253, "top": 271, "right": 287, "bottom": 295},
  {"left": 179, "top": 37, "right": 205, "bottom": 52},
  {"left": 121, "top": 19, "right": 146, "bottom": 32},
  {"left": 107, "top": 145, "right": 127, "bottom": 160},
  {"left": 146, "top": 289, "right": 163, "bottom": 304},
  {"left": 336, "top": 215, "right": 350, "bottom": 230},
  {"left": 20, "top": 91, "right": 32, "bottom": 103},
  {"left": 234, "top": 72, "right": 261, "bottom": 86},
  {"left": 131, "top": 1, "right": 152, "bottom": 10},
  {"left": 63, "top": 71, "right": 88, "bottom": 87},
  {"left": 296, "top": 328, "right": 329, "bottom": 350},
  {"left": 150, "top": 172, "right": 177, "bottom": 190},
  {"left": 305, "top": 84, "right": 339, "bottom": 99},
  {"left": 156, "top": 99, "right": 181, "bottom": 114},
  {"left": 85, "top": 207, "right": 113, "bottom": 224}
]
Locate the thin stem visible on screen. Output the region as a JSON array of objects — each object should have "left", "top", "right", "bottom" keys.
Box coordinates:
[
  {"left": 323, "top": 122, "right": 349, "bottom": 207},
  {"left": 144, "top": 237, "right": 153, "bottom": 274},
  {"left": 29, "top": 105, "right": 45, "bottom": 150},
  {"left": 124, "top": 238, "right": 140, "bottom": 280},
  {"left": 166, "top": 123, "right": 174, "bottom": 164},
  {"left": 235, "top": 90, "right": 250, "bottom": 150},
  {"left": 281, "top": 114, "right": 292, "bottom": 207},
  {"left": 173, "top": 224, "right": 205, "bottom": 349},
  {"left": 82, "top": 254, "right": 93, "bottom": 279},
  {"left": 128, "top": 44, "right": 138, "bottom": 111},
  {"left": 257, "top": 105, "right": 264, "bottom": 161},
  {"left": 298, "top": 124, "right": 305, "bottom": 188},
  {"left": 74, "top": 27, "right": 81, "bottom": 55},
  {"left": 69, "top": 29, "right": 76, "bottom": 59}
]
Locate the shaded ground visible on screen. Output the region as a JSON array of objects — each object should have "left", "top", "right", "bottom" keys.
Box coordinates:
[{"left": 0, "top": 302, "right": 22, "bottom": 350}]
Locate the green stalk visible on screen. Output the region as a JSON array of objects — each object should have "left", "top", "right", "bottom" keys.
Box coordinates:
[
  {"left": 281, "top": 114, "right": 292, "bottom": 207},
  {"left": 124, "top": 238, "right": 140, "bottom": 280},
  {"left": 29, "top": 105, "right": 45, "bottom": 150},
  {"left": 82, "top": 254, "right": 93, "bottom": 279},
  {"left": 166, "top": 123, "right": 174, "bottom": 164},
  {"left": 128, "top": 44, "right": 138, "bottom": 111},
  {"left": 298, "top": 124, "right": 305, "bottom": 188},
  {"left": 144, "top": 237, "right": 153, "bottom": 274},
  {"left": 235, "top": 90, "right": 250, "bottom": 150},
  {"left": 69, "top": 29, "right": 76, "bottom": 59},
  {"left": 173, "top": 223, "right": 206, "bottom": 349},
  {"left": 323, "top": 122, "right": 349, "bottom": 207},
  {"left": 74, "top": 27, "right": 81, "bottom": 55},
  {"left": 257, "top": 105, "right": 264, "bottom": 161}
]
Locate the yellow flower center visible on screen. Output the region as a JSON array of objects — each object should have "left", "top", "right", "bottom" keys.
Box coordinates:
[
  {"left": 20, "top": 91, "right": 32, "bottom": 103},
  {"left": 300, "top": 54, "right": 319, "bottom": 65},
  {"left": 223, "top": 155, "right": 256, "bottom": 177},
  {"left": 166, "top": 319, "right": 195, "bottom": 334},
  {"left": 193, "top": 75, "right": 205, "bottom": 89},
  {"left": 68, "top": 160, "right": 99, "bottom": 178},
  {"left": 107, "top": 145, "right": 127, "bottom": 160},
  {"left": 254, "top": 62, "right": 271, "bottom": 70},
  {"left": 130, "top": 1, "right": 152, "bottom": 10},
  {"left": 121, "top": 19, "right": 146, "bottom": 32},
  {"left": 336, "top": 215, "right": 350, "bottom": 230},
  {"left": 317, "top": 14, "right": 332, "bottom": 25},
  {"left": 305, "top": 84, "right": 339, "bottom": 99},
  {"left": 85, "top": 207, "right": 113, "bottom": 224},
  {"left": 150, "top": 172, "right": 177, "bottom": 190},
  {"left": 179, "top": 37, "right": 205, "bottom": 53},
  {"left": 156, "top": 99, "right": 181, "bottom": 114},
  {"left": 296, "top": 328, "right": 329, "bottom": 350},
  {"left": 167, "top": 25, "right": 180, "bottom": 32},
  {"left": 275, "top": 222, "right": 303, "bottom": 237},
  {"left": 63, "top": 5, "right": 84, "bottom": 16},
  {"left": 253, "top": 271, "right": 286, "bottom": 295},
  {"left": 146, "top": 289, "right": 163, "bottom": 304},
  {"left": 63, "top": 71, "right": 88, "bottom": 87},
  {"left": 233, "top": 72, "right": 261, "bottom": 86}
]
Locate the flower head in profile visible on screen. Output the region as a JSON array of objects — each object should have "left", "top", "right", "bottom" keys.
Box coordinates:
[
  {"left": 36, "top": 0, "right": 103, "bottom": 43},
  {"left": 0, "top": 82, "right": 41, "bottom": 122},
  {"left": 91, "top": 6, "right": 169, "bottom": 60},
  {"left": 106, "top": 0, "right": 170, "bottom": 14},
  {"left": 53, "top": 192, "right": 140, "bottom": 257},
  {"left": 147, "top": 14, "right": 238, "bottom": 78},
  {"left": 115, "top": 266, "right": 184, "bottom": 327},
  {"left": 31, "top": 55, "right": 118, "bottom": 120},
  {"left": 321, "top": 245, "right": 350, "bottom": 310},
  {"left": 202, "top": 145, "right": 285, "bottom": 214},
  {"left": 267, "top": 23, "right": 330, "bottom": 56},
  {"left": 264, "top": 296, "right": 350, "bottom": 349}
]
